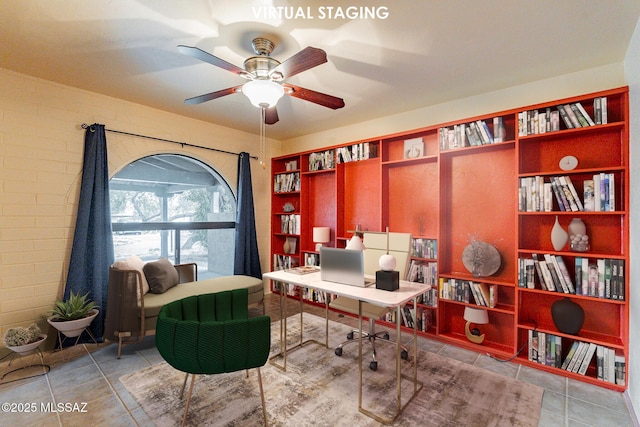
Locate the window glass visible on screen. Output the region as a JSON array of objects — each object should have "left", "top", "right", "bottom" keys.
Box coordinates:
[{"left": 110, "top": 154, "right": 236, "bottom": 278}]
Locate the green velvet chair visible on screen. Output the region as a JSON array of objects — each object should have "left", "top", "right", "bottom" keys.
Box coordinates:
[{"left": 156, "top": 289, "right": 271, "bottom": 426}]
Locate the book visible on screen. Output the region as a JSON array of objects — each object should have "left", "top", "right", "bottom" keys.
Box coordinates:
[
  {"left": 557, "top": 105, "right": 574, "bottom": 129},
  {"left": 567, "top": 341, "right": 588, "bottom": 372},
  {"left": 493, "top": 116, "right": 505, "bottom": 143},
  {"left": 561, "top": 341, "right": 580, "bottom": 370},
  {"left": 615, "top": 355, "right": 626, "bottom": 386},
  {"left": 574, "top": 102, "right": 595, "bottom": 126},
  {"left": 583, "top": 179, "right": 595, "bottom": 211},
  {"left": 577, "top": 342, "right": 597, "bottom": 375}
]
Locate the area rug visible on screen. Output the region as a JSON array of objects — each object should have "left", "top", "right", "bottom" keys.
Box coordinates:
[{"left": 120, "top": 314, "right": 543, "bottom": 426}]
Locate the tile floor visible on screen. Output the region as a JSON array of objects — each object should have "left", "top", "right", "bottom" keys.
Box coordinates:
[{"left": 0, "top": 293, "right": 637, "bottom": 426}]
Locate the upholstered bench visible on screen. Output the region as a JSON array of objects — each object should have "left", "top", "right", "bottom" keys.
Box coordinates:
[{"left": 104, "top": 256, "right": 264, "bottom": 358}]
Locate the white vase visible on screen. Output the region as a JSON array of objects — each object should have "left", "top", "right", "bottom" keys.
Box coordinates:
[{"left": 550, "top": 216, "right": 568, "bottom": 251}]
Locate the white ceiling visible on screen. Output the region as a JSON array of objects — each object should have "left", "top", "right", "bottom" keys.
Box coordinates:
[{"left": 1, "top": 1, "right": 639, "bottom": 140}]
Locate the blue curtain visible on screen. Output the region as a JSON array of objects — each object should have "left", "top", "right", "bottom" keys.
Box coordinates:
[
  {"left": 63, "top": 124, "right": 114, "bottom": 342},
  {"left": 234, "top": 152, "right": 262, "bottom": 278}
]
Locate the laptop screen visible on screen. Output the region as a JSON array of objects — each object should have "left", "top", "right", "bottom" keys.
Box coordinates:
[{"left": 320, "top": 247, "right": 373, "bottom": 287}]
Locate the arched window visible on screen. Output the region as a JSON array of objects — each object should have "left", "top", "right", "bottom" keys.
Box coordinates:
[{"left": 110, "top": 154, "right": 235, "bottom": 279}]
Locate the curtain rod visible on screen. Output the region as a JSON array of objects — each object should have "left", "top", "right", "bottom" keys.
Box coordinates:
[{"left": 80, "top": 123, "right": 258, "bottom": 160}]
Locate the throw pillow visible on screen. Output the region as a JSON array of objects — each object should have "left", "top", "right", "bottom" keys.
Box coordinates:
[
  {"left": 112, "top": 255, "right": 150, "bottom": 297},
  {"left": 144, "top": 258, "right": 179, "bottom": 294}
]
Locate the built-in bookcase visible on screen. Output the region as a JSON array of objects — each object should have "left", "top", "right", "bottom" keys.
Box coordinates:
[{"left": 268, "top": 86, "right": 629, "bottom": 390}]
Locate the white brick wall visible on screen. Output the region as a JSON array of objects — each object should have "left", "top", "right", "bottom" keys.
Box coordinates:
[{"left": 0, "top": 68, "right": 274, "bottom": 344}]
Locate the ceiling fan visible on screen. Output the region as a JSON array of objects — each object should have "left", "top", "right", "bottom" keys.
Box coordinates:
[{"left": 178, "top": 37, "right": 345, "bottom": 125}]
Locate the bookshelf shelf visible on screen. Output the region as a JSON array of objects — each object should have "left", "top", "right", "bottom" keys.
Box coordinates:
[{"left": 268, "top": 86, "right": 628, "bottom": 390}]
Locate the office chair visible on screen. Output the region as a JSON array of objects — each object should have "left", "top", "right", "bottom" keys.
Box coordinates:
[{"left": 329, "top": 232, "right": 412, "bottom": 371}]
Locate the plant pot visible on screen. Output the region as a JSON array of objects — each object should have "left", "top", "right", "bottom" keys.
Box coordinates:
[
  {"left": 47, "top": 309, "right": 98, "bottom": 338},
  {"left": 7, "top": 334, "right": 47, "bottom": 356}
]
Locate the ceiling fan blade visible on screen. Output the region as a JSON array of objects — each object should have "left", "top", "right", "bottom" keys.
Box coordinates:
[
  {"left": 283, "top": 84, "right": 345, "bottom": 110},
  {"left": 184, "top": 86, "right": 242, "bottom": 105},
  {"left": 264, "top": 106, "right": 279, "bottom": 125},
  {"left": 271, "top": 46, "right": 327, "bottom": 79},
  {"left": 178, "top": 45, "right": 246, "bottom": 76}
]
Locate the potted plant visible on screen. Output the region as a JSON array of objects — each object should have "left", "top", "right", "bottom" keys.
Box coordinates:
[
  {"left": 47, "top": 291, "right": 98, "bottom": 337},
  {"left": 4, "top": 323, "right": 47, "bottom": 356}
]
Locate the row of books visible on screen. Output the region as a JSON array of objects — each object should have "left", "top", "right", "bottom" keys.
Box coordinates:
[
  {"left": 518, "top": 98, "right": 607, "bottom": 136},
  {"left": 280, "top": 214, "right": 301, "bottom": 235},
  {"left": 283, "top": 159, "right": 298, "bottom": 171},
  {"left": 519, "top": 175, "right": 582, "bottom": 212},
  {"left": 407, "top": 260, "right": 438, "bottom": 287},
  {"left": 528, "top": 331, "right": 625, "bottom": 384},
  {"left": 308, "top": 149, "right": 335, "bottom": 171},
  {"left": 299, "top": 287, "right": 335, "bottom": 304},
  {"left": 411, "top": 238, "right": 437, "bottom": 259},
  {"left": 417, "top": 286, "right": 438, "bottom": 308},
  {"left": 274, "top": 172, "right": 300, "bottom": 193},
  {"left": 584, "top": 173, "right": 616, "bottom": 212},
  {"left": 575, "top": 257, "right": 625, "bottom": 301},
  {"left": 273, "top": 254, "right": 298, "bottom": 271},
  {"left": 518, "top": 108, "right": 560, "bottom": 136},
  {"left": 336, "top": 142, "right": 378, "bottom": 163},
  {"left": 519, "top": 254, "right": 625, "bottom": 300},
  {"left": 438, "top": 278, "right": 498, "bottom": 308},
  {"left": 519, "top": 173, "right": 616, "bottom": 212},
  {"left": 304, "top": 252, "right": 320, "bottom": 267},
  {"left": 383, "top": 306, "right": 434, "bottom": 332},
  {"left": 519, "top": 254, "right": 575, "bottom": 293},
  {"left": 439, "top": 117, "right": 505, "bottom": 150}
]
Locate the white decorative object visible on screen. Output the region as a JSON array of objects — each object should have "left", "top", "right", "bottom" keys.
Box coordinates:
[
  {"left": 312, "top": 227, "right": 330, "bottom": 251},
  {"left": 345, "top": 235, "right": 365, "bottom": 251},
  {"left": 559, "top": 155, "right": 578, "bottom": 171},
  {"left": 550, "top": 215, "right": 569, "bottom": 251},
  {"left": 47, "top": 309, "right": 98, "bottom": 338},
  {"left": 568, "top": 218, "right": 589, "bottom": 252},
  {"left": 378, "top": 254, "right": 397, "bottom": 271}
]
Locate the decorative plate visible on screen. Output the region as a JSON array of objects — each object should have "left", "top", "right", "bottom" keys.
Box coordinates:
[{"left": 462, "top": 241, "right": 501, "bottom": 277}]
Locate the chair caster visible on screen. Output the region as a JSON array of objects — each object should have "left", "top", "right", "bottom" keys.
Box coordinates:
[
  {"left": 369, "top": 361, "right": 378, "bottom": 371},
  {"left": 335, "top": 347, "right": 343, "bottom": 357},
  {"left": 383, "top": 333, "right": 390, "bottom": 340},
  {"left": 347, "top": 331, "right": 354, "bottom": 340},
  {"left": 401, "top": 349, "right": 409, "bottom": 360}
]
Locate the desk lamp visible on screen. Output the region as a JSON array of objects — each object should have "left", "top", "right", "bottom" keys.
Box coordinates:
[
  {"left": 313, "top": 227, "right": 330, "bottom": 251},
  {"left": 463, "top": 307, "right": 489, "bottom": 344}
]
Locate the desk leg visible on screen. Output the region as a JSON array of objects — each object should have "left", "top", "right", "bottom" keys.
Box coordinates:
[
  {"left": 358, "top": 300, "right": 423, "bottom": 425},
  {"left": 269, "top": 285, "right": 330, "bottom": 372}
]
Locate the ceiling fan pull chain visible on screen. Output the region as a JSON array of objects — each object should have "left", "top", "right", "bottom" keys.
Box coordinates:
[{"left": 259, "top": 106, "right": 266, "bottom": 170}]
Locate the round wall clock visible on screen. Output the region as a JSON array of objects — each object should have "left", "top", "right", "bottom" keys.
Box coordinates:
[{"left": 559, "top": 155, "right": 578, "bottom": 171}]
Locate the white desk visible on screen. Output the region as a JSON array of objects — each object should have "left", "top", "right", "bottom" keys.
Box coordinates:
[{"left": 263, "top": 269, "right": 425, "bottom": 424}]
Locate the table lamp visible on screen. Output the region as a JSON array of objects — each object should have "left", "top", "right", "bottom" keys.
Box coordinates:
[
  {"left": 313, "top": 227, "right": 330, "bottom": 251},
  {"left": 463, "top": 307, "right": 489, "bottom": 344},
  {"left": 345, "top": 234, "right": 365, "bottom": 251}
]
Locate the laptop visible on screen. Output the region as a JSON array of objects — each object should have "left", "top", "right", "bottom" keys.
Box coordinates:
[{"left": 320, "top": 247, "right": 375, "bottom": 287}]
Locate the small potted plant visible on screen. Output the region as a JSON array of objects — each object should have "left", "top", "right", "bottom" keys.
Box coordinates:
[
  {"left": 47, "top": 291, "right": 98, "bottom": 337},
  {"left": 4, "top": 323, "right": 47, "bottom": 356}
]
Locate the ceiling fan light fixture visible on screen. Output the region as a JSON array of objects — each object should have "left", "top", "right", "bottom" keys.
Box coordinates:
[{"left": 242, "top": 79, "right": 285, "bottom": 108}]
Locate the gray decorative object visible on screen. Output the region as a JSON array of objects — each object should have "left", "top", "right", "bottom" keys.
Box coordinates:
[
  {"left": 462, "top": 240, "right": 501, "bottom": 277},
  {"left": 283, "top": 202, "right": 295, "bottom": 212}
]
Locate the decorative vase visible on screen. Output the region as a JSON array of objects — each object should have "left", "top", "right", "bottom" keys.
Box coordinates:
[
  {"left": 283, "top": 239, "right": 291, "bottom": 254},
  {"left": 550, "top": 216, "right": 568, "bottom": 251},
  {"left": 551, "top": 298, "right": 584, "bottom": 335},
  {"left": 47, "top": 309, "right": 99, "bottom": 338},
  {"left": 568, "top": 218, "right": 590, "bottom": 252}
]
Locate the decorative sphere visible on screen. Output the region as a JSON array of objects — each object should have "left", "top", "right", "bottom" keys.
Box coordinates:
[{"left": 379, "top": 254, "right": 397, "bottom": 271}]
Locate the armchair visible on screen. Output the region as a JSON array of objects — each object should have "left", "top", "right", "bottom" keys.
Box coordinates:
[{"left": 155, "top": 288, "right": 271, "bottom": 426}]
